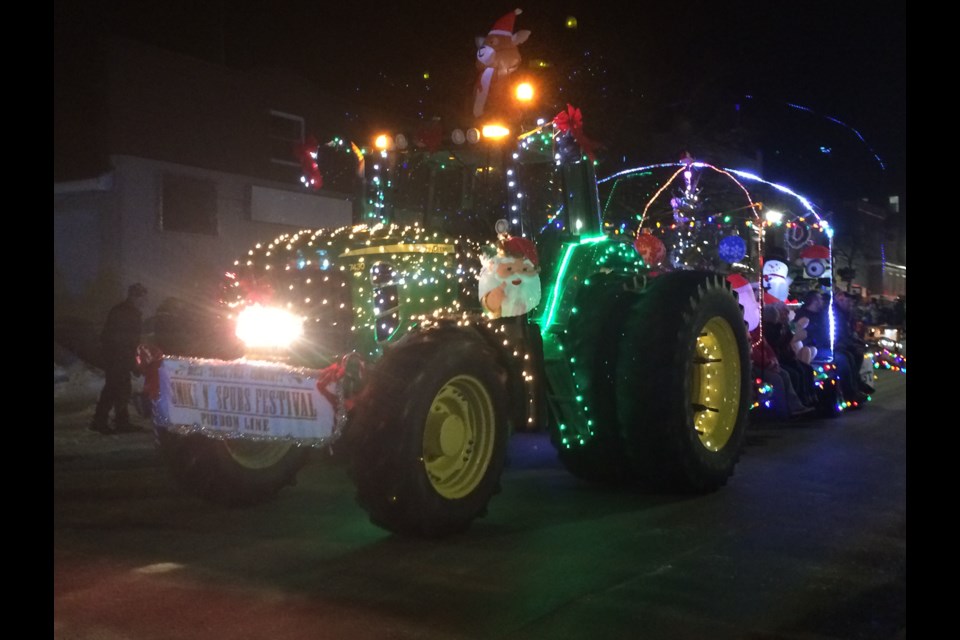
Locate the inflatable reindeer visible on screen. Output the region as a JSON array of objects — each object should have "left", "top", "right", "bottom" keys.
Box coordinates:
[{"left": 473, "top": 9, "right": 531, "bottom": 118}]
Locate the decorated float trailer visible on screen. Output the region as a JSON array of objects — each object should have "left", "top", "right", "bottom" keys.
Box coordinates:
[
  {"left": 750, "top": 179, "right": 876, "bottom": 416},
  {"left": 598, "top": 162, "right": 877, "bottom": 419}
]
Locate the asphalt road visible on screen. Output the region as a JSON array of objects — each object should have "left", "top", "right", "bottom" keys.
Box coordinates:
[{"left": 54, "top": 372, "right": 906, "bottom": 640}]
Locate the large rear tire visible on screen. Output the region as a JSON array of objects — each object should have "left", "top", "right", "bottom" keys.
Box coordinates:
[
  {"left": 615, "top": 272, "right": 751, "bottom": 492},
  {"left": 348, "top": 330, "right": 509, "bottom": 537},
  {"left": 156, "top": 430, "right": 309, "bottom": 506}
]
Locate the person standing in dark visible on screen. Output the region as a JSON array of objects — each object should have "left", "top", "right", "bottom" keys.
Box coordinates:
[{"left": 90, "top": 283, "right": 148, "bottom": 433}]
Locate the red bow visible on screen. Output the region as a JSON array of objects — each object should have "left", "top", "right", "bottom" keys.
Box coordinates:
[
  {"left": 553, "top": 104, "right": 597, "bottom": 161},
  {"left": 137, "top": 344, "right": 164, "bottom": 400},
  {"left": 553, "top": 104, "right": 583, "bottom": 135},
  {"left": 315, "top": 356, "right": 364, "bottom": 412},
  {"left": 316, "top": 362, "right": 346, "bottom": 410}
]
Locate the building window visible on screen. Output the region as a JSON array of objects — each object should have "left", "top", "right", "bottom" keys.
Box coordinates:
[
  {"left": 161, "top": 174, "right": 217, "bottom": 234},
  {"left": 268, "top": 110, "right": 305, "bottom": 167}
]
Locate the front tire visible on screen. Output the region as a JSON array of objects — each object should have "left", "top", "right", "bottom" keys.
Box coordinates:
[
  {"left": 348, "top": 330, "right": 509, "bottom": 537},
  {"left": 615, "top": 272, "right": 751, "bottom": 492},
  {"left": 156, "top": 430, "right": 309, "bottom": 506}
]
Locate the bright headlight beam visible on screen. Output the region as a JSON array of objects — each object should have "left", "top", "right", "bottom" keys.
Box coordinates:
[{"left": 235, "top": 305, "right": 305, "bottom": 349}]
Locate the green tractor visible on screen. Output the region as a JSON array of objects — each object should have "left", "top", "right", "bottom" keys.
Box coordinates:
[{"left": 151, "top": 120, "right": 753, "bottom": 537}]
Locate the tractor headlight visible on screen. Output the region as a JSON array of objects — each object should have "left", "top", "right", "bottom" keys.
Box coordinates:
[{"left": 235, "top": 305, "right": 304, "bottom": 349}]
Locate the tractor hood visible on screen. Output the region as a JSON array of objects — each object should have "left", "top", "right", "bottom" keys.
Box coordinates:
[{"left": 221, "top": 224, "right": 483, "bottom": 365}]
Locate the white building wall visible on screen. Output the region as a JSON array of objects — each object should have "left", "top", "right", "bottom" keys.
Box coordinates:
[{"left": 55, "top": 155, "right": 355, "bottom": 326}]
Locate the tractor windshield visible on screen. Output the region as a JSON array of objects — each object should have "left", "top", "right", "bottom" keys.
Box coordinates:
[{"left": 383, "top": 137, "right": 565, "bottom": 240}]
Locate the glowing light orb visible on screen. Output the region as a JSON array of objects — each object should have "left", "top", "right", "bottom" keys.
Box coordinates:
[{"left": 718, "top": 235, "right": 747, "bottom": 263}]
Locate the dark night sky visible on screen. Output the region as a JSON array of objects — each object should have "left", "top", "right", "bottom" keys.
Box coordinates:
[{"left": 54, "top": 1, "right": 905, "bottom": 195}]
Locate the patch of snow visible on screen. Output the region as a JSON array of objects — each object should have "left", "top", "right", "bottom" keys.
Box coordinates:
[{"left": 54, "top": 360, "right": 104, "bottom": 411}]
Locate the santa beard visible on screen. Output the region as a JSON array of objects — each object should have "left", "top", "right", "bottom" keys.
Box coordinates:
[{"left": 478, "top": 265, "right": 542, "bottom": 318}]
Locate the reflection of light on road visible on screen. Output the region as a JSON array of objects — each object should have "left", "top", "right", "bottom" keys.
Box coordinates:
[{"left": 134, "top": 562, "right": 185, "bottom": 574}]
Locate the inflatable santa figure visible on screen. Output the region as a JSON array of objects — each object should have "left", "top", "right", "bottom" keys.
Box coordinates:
[
  {"left": 761, "top": 248, "right": 791, "bottom": 302},
  {"left": 479, "top": 235, "right": 541, "bottom": 318},
  {"left": 727, "top": 273, "right": 760, "bottom": 332}
]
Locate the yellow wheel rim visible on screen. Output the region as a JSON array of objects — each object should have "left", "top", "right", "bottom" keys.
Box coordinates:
[
  {"left": 690, "top": 316, "right": 741, "bottom": 452},
  {"left": 422, "top": 375, "right": 497, "bottom": 499},
  {"left": 223, "top": 440, "right": 293, "bottom": 470}
]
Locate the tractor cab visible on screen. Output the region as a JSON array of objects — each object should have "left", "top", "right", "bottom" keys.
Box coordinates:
[{"left": 364, "top": 122, "right": 603, "bottom": 246}]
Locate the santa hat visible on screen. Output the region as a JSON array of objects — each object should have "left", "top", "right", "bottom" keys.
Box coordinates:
[
  {"left": 500, "top": 235, "right": 538, "bottom": 267},
  {"left": 489, "top": 8, "right": 521, "bottom": 36},
  {"left": 801, "top": 245, "right": 830, "bottom": 260},
  {"left": 726, "top": 274, "right": 751, "bottom": 291}
]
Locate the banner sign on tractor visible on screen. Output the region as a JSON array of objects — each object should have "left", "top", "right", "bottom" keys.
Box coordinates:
[{"left": 155, "top": 357, "right": 336, "bottom": 440}]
